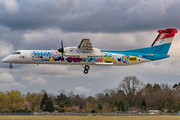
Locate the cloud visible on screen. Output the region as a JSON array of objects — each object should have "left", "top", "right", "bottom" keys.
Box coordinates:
[
  {"left": 0, "top": 73, "right": 26, "bottom": 90},
  {"left": 0, "top": 73, "right": 15, "bottom": 83},
  {"left": 9, "top": 63, "right": 83, "bottom": 78},
  {"left": 0, "top": 82, "right": 26, "bottom": 89},
  {"left": 74, "top": 86, "right": 91, "bottom": 93},
  {"left": 18, "top": 28, "right": 155, "bottom": 51},
  {"left": 21, "top": 76, "right": 47, "bottom": 85},
  {"left": 0, "top": 0, "right": 180, "bottom": 32},
  {"left": 0, "top": 41, "right": 14, "bottom": 56},
  {"left": 87, "top": 83, "right": 93, "bottom": 86},
  {"left": 1, "top": 0, "right": 19, "bottom": 14}
]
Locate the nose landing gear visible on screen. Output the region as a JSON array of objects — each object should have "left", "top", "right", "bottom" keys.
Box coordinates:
[
  {"left": 83, "top": 65, "right": 90, "bottom": 74},
  {"left": 9, "top": 63, "right": 13, "bottom": 69}
]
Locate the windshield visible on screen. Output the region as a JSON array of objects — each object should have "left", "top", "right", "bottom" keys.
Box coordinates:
[{"left": 12, "top": 52, "right": 21, "bottom": 55}]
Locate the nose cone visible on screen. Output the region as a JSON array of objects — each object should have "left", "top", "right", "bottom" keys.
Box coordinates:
[{"left": 2, "top": 56, "right": 10, "bottom": 63}]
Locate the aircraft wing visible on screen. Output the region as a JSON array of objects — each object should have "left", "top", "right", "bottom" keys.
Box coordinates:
[{"left": 78, "top": 38, "right": 93, "bottom": 51}]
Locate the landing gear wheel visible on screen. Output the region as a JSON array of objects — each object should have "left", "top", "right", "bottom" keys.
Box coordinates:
[
  {"left": 9, "top": 64, "right": 13, "bottom": 69},
  {"left": 84, "top": 69, "right": 88, "bottom": 74},
  {"left": 85, "top": 65, "right": 90, "bottom": 70}
]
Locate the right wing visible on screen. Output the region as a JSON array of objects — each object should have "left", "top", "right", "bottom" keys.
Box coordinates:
[{"left": 78, "top": 38, "right": 93, "bottom": 51}]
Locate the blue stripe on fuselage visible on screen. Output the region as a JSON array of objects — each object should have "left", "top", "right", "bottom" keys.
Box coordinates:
[
  {"left": 101, "top": 51, "right": 169, "bottom": 61},
  {"left": 101, "top": 43, "right": 171, "bottom": 61},
  {"left": 102, "top": 43, "right": 171, "bottom": 54}
]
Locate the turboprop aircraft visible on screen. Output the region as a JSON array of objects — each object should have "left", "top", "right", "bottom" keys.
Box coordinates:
[{"left": 2, "top": 28, "right": 178, "bottom": 74}]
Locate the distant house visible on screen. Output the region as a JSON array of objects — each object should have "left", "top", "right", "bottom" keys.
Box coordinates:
[{"left": 148, "top": 110, "right": 161, "bottom": 114}]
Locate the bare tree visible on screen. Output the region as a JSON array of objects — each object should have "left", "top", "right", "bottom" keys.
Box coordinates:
[
  {"left": 103, "top": 88, "right": 117, "bottom": 111},
  {"left": 67, "top": 91, "right": 75, "bottom": 105},
  {"left": 95, "top": 93, "right": 106, "bottom": 103},
  {"left": 68, "top": 91, "right": 75, "bottom": 100},
  {"left": 48, "top": 93, "right": 57, "bottom": 105},
  {"left": 40, "top": 89, "right": 47, "bottom": 95},
  {"left": 58, "top": 89, "right": 66, "bottom": 95},
  {"left": 118, "top": 76, "right": 144, "bottom": 108}
]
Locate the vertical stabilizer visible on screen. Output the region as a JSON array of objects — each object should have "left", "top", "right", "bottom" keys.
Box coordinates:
[{"left": 150, "top": 28, "right": 177, "bottom": 54}]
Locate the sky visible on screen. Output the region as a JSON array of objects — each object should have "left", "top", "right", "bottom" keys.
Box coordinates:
[{"left": 0, "top": 0, "right": 180, "bottom": 96}]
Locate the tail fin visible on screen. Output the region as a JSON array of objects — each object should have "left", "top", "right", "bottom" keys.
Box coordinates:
[{"left": 150, "top": 28, "right": 177, "bottom": 54}]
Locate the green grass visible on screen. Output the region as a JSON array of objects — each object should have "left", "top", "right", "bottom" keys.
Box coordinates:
[{"left": 0, "top": 116, "right": 180, "bottom": 120}]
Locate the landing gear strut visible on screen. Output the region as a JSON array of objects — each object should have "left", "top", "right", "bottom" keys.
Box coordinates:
[
  {"left": 83, "top": 65, "right": 90, "bottom": 74},
  {"left": 9, "top": 63, "right": 13, "bottom": 69}
]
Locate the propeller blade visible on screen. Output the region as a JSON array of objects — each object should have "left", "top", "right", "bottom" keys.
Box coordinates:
[
  {"left": 61, "top": 40, "right": 64, "bottom": 58},
  {"left": 61, "top": 40, "right": 64, "bottom": 53},
  {"left": 58, "top": 40, "right": 64, "bottom": 59}
]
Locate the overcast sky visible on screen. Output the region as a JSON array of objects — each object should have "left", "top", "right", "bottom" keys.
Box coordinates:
[{"left": 0, "top": 0, "right": 180, "bottom": 96}]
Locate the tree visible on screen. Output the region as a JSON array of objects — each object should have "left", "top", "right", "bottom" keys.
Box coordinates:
[
  {"left": 141, "top": 99, "right": 147, "bottom": 110},
  {"left": 68, "top": 91, "right": 75, "bottom": 104},
  {"left": 58, "top": 89, "right": 66, "bottom": 95},
  {"left": 95, "top": 93, "right": 106, "bottom": 103},
  {"left": 86, "top": 96, "right": 97, "bottom": 109},
  {"left": 91, "top": 110, "right": 97, "bottom": 113},
  {"left": 73, "top": 94, "right": 86, "bottom": 109},
  {"left": 118, "top": 76, "right": 144, "bottom": 108},
  {"left": 6, "top": 90, "right": 25, "bottom": 110},
  {"left": 116, "top": 100, "right": 121, "bottom": 111},
  {"left": 114, "top": 98, "right": 118, "bottom": 106},
  {"left": 153, "top": 83, "right": 161, "bottom": 92},
  {"left": 40, "top": 93, "right": 48, "bottom": 111},
  {"left": 26, "top": 93, "right": 43, "bottom": 111},
  {"left": 73, "top": 94, "right": 81, "bottom": 106},
  {"left": 46, "top": 98, "right": 54, "bottom": 112},
  {"left": 98, "top": 104, "right": 103, "bottom": 113},
  {"left": 120, "top": 99, "right": 126, "bottom": 112},
  {"left": 59, "top": 103, "right": 64, "bottom": 108},
  {"left": 40, "top": 89, "right": 47, "bottom": 95},
  {"left": 0, "top": 92, "right": 10, "bottom": 110},
  {"left": 173, "top": 84, "right": 178, "bottom": 88},
  {"left": 56, "top": 93, "right": 72, "bottom": 107},
  {"left": 48, "top": 93, "right": 56, "bottom": 105},
  {"left": 116, "top": 99, "right": 126, "bottom": 112},
  {"left": 104, "top": 88, "right": 116, "bottom": 112},
  {"left": 145, "top": 83, "right": 153, "bottom": 93},
  {"left": 177, "top": 102, "right": 180, "bottom": 111},
  {"left": 59, "top": 103, "right": 65, "bottom": 112}
]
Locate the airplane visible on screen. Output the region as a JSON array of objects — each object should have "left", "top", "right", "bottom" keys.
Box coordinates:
[{"left": 2, "top": 28, "right": 178, "bottom": 74}]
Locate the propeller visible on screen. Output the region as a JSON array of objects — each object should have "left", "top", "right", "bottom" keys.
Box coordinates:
[{"left": 58, "top": 40, "right": 64, "bottom": 58}]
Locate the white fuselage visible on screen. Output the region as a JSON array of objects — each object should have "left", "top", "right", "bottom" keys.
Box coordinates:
[{"left": 2, "top": 47, "right": 150, "bottom": 66}]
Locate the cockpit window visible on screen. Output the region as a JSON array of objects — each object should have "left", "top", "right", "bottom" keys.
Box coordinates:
[{"left": 12, "top": 52, "right": 21, "bottom": 55}]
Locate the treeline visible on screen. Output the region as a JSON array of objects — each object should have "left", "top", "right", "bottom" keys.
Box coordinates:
[{"left": 0, "top": 76, "right": 180, "bottom": 113}]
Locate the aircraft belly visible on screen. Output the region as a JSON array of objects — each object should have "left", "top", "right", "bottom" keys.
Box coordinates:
[{"left": 23, "top": 58, "right": 150, "bottom": 66}]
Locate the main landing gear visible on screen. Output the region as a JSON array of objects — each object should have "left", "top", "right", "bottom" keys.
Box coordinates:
[
  {"left": 9, "top": 63, "right": 13, "bottom": 69},
  {"left": 83, "top": 65, "right": 90, "bottom": 74}
]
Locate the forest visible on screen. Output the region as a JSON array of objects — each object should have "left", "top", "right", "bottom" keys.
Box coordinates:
[{"left": 0, "top": 76, "right": 180, "bottom": 113}]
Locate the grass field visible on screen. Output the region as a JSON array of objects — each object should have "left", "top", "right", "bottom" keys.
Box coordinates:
[{"left": 0, "top": 116, "right": 180, "bottom": 120}]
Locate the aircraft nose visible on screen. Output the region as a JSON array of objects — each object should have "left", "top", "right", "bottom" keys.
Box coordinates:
[{"left": 2, "top": 56, "right": 10, "bottom": 63}]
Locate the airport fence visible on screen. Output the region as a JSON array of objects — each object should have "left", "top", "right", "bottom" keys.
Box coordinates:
[{"left": 0, "top": 112, "right": 180, "bottom": 116}]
